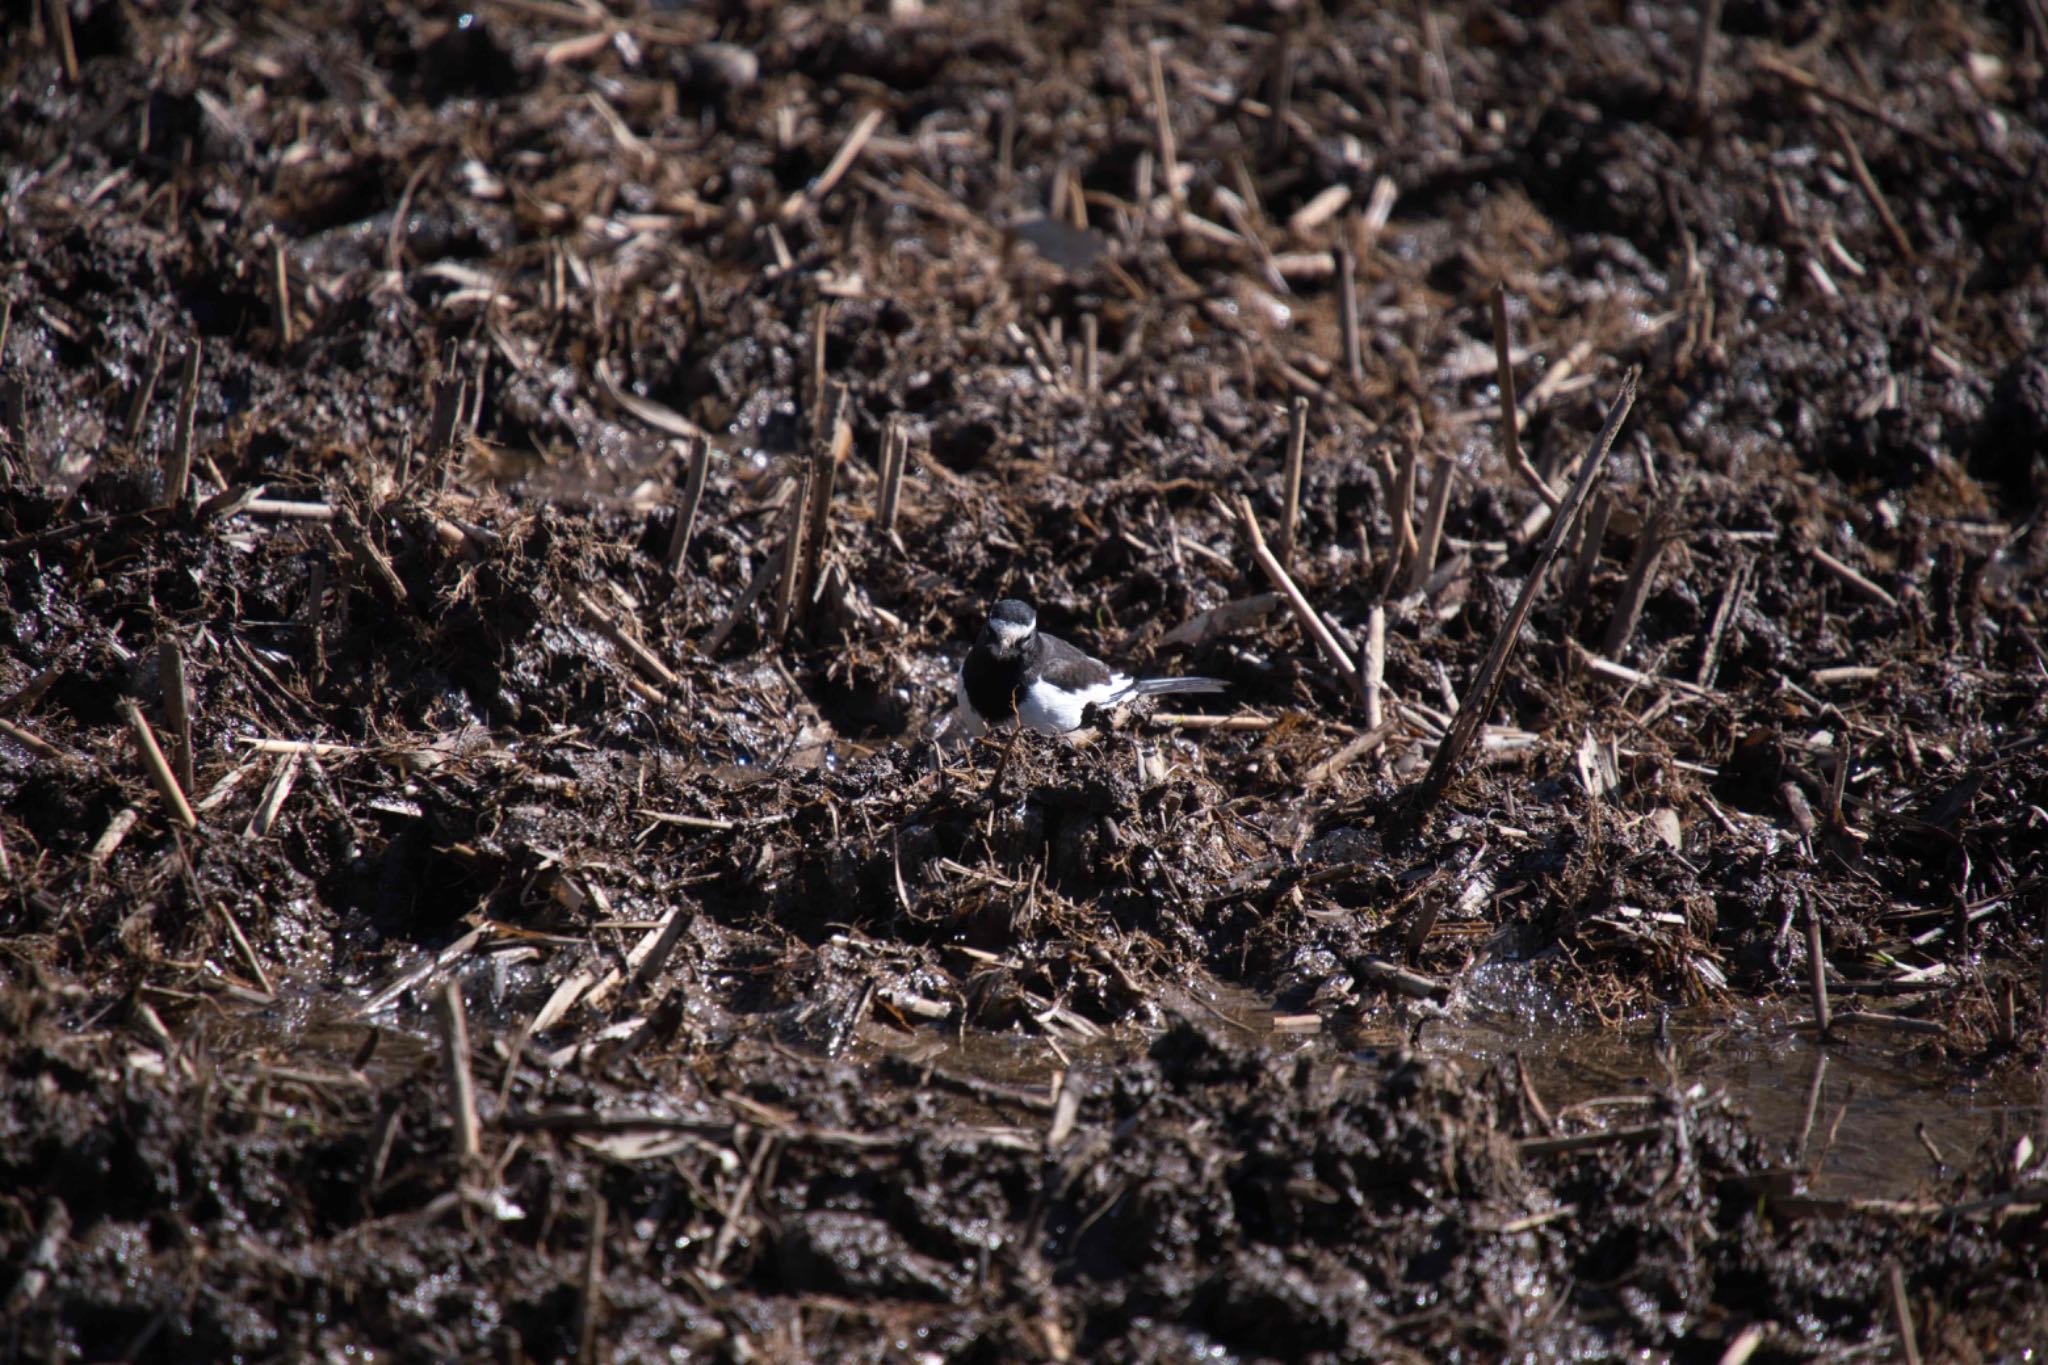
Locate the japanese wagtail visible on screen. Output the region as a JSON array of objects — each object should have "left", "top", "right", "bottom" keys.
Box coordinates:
[{"left": 953, "top": 598, "right": 1227, "bottom": 736}]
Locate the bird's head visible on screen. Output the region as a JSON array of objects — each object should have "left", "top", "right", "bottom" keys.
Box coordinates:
[{"left": 980, "top": 598, "right": 1038, "bottom": 660}]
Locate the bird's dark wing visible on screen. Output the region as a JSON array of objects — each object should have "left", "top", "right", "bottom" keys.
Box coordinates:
[{"left": 1032, "top": 631, "right": 1121, "bottom": 692}]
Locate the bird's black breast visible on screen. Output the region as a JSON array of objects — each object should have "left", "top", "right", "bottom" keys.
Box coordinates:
[{"left": 962, "top": 643, "right": 1027, "bottom": 722}]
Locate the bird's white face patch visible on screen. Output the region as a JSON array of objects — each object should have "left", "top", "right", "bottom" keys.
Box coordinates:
[{"left": 987, "top": 617, "right": 1034, "bottom": 650}]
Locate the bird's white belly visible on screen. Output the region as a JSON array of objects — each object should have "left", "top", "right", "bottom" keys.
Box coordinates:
[{"left": 1017, "top": 675, "right": 1133, "bottom": 734}]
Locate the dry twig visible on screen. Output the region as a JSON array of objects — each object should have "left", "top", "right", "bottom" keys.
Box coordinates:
[
  {"left": 1407, "top": 455, "right": 1455, "bottom": 595},
  {"left": 271, "top": 237, "right": 294, "bottom": 350},
  {"left": 46, "top": 0, "right": 78, "bottom": 83},
  {"left": 1276, "top": 396, "right": 1309, "bottom": 567},
  {"left": 436, "top": 979, "right": 483, "bottom": 1166},
  {"left": 795, "top": 386, "right": 850, "bottom": 625},
  {"left": 664, "top": 437, "right": 712, "bottom": 576},
  {"left": 574, "top": 589, "right": 681, "bottom": 691},
  {"left": 1414, "top": 369, "right": 1636, "bottom": 808},
  {"left": 1808, "top": 544, "right": 1898, "bottom": 610},
  {"left": 123, "top": 700, "right": 198, "bottom": 830},
  {"left": 164, "top": 340, "right": 202, "bottom": 509},
  {"left": 0, "top": 717, "right": 67, "bottom": 764},
  {"left": 1695, "top": 551, "right": 1752, "bottom": 687},
  {"left": 1806, "top": 898, "right": 1832, "bottom": 1039},
  {"left": 781, "top": 107, "right": 884, "bottom": 221},
  {"left": 1236, "top": 495, "right": 1360, "bottom": 690},
  {"left": 771, "top": 473, "right": 810, "bottom": 641},
  {"left": 159, "top": 634, "right": 195, "bottom": 796},
  {"left": 1887, "top": 1263, "right": 1921, "bottom": 1365},
  {"left": 1566, "top": 491, "right": 1611, "bottom": 616},
  {"left": 1601, "top": 503, "right": 1674, "bottom": 656},
  {"left": 216, "top": 899, "right": 276, "bottom": 996},
  {"left": 706, "top": 545, "right": 785, "bottom": 654},
  {"left": 332, "top": 510, "right": 409, "bottom": 604},
  {"left": 1518, "top": 1124, "right": 1665, "bottom": 1157},
  {"left": 125, "top": 334, "right": 168, "bottom": 443},
  {"left": 1147, "top": 43, "right": 1182, "bottom": 208},
  {"left": 877, "top": 417, "right": 907, "bottom": 535},
  {"left": 1830, "top": 118, "right": 1915, "bottom": 262},
  {"left": 1337, "top": 237, "right": 1363, "bottom": 384},
  {"left": 245, "top": 751, "right": 301, "bottom": 840},
  {"left": 1490, "top": 285, "right": 1560, "bottom": 509}
]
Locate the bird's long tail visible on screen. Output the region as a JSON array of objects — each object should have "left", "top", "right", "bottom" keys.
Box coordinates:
[{"left": 1128, "top": 675, "right": 1228, "bottom": 697}]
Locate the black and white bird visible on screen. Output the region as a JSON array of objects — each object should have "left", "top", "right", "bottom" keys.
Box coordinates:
[{"left": 952, "top": 598, "right": 1227, "bottom": 736}]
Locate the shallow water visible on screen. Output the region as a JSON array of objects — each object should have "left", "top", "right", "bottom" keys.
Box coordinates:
[
  {"left": 1421, "top": 963, "right": 2023, "bottom": 1199},
  {"left": 885, "top": 964, "right": 2026, "bottom": 1201},
  {"left": 227, "top": 949, "right": 2023, "bottom": 1205}
]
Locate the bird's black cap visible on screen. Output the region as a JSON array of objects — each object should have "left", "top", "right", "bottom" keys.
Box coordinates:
[{"left": 987, "top": 599, "right": 1036, "bottom": 630}]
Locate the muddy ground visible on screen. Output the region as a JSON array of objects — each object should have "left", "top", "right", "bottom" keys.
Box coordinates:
[{"left": 4, "top": 0, "right": 2048, "bottom": 1359}]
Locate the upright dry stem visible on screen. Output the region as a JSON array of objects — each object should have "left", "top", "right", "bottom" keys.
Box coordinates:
[
  {"left": 1407, "top": 454, "right": 1454, "bottom": 595},
  {"left": 1277, "top": 396, "right": 1309, "bottom": 568},
  {"left": 1601, "top": 503, "right": 1673, "bottom": 656},
  {"left": 435, "top": 979, "right": 482, "bottom": 1165},
  {"left": 1388, "top": 442, "right": 1419, "bottom": 585},
  {"left": 1807, "top": 897, "right": 1833, "bottom": 1038},
  {"left": 808, "top": 303, "right": 833, "bottom": 439},
  {"left": 578, "top": 1191, "right": 608, "bottom": 1365},
  {"left": 665, "top": 436, "right": 712, "bottom": 576},
  {"left": 1148, "top": 42, "right": 1182, "bottom": 208},
  {"left": 165, "top": 339, "right": 202, "bottom": 509},
  {"left": 795, "top": 386, "right": 849, "bottom": 626},
  {"left": 772, "top": 471, "right": 811, "bottom": 640},
  {"left": 1364, "top": 605, "right": 1386, "bottom": 728},
  {"left": 1337, "top": 236, "right": 1363, "bottom": 384},
  {"left": 1490, "top": 285, "right": 1560, "bottom": 509},
  {"left": 271, "top": 237, "right": 294, "bottom": 350},
  {"left": 1886, "top": 1263, "right": 1921, "bottom": 1365},
  {"left": 46, "top": 0, "right": 78, "bottom": 82},
  {"left": 1413, "top": 369, "right": 1636, "bottom": 808},
  {"left": 877, "top": 417, "right": 907, "bottom": 535},
  {"left": 1566, "top": 490, "right": 1612, "bottom": 617},
  {"left": 125, "top": 334, "right": 168, "bottom": 444},
  {"left": 159, "top": 634, "right": 195, "bottom": 796}
]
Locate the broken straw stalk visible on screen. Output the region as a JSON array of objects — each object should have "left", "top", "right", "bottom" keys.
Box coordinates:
[
  {"left": 1237, "top": 495, "right": 1359, "bottom": 690},
  {"left": 123, "top": 700, "right": 198, "bottom": 830},
  {"left": 665, "top": 436, "right": 712, "bottom": 575},
  {"left": 1490, "top": 284, "right": 1560, "bottom": 510},
  {"left": 1415, "top": 368, "right": 1638, "bottom": 808},
  {"left": 794, "top": 387, "right": 850, "bottom": 628},
  {"left": 877, "top": 418, "right": 908, "bottom": 535},
  {"left": 1276, "top": 395, "right": 1308, "bottom": 568}
]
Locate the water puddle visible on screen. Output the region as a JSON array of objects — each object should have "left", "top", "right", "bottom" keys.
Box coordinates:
[
  {"left": 1416, "top": 964, "right": 2026, "bottom": 1198},
  {"left": 881, "top": 965, "right": 2029, "bottom": 1200},
  {"left": 218, "top": 957, "right": 2026, "bottom": 1204}
]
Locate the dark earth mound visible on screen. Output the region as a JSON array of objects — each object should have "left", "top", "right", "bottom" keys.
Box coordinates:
[{"left": 4, "top": 0, "right": 2047, "bottom": 1358}]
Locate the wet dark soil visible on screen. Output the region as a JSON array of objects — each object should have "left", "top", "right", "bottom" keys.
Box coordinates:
[{"left": 5, "top": 0, "right": 2048, "bottom": 1359}]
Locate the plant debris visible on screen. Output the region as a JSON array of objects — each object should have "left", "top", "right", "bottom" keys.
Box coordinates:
[{"left": 3, "top": 0, "right": 2047, "bottom": 1357}]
